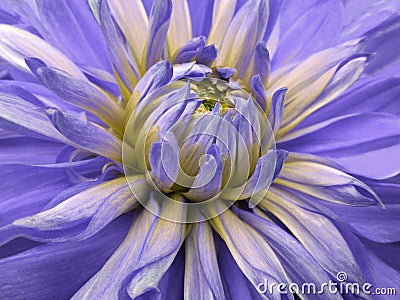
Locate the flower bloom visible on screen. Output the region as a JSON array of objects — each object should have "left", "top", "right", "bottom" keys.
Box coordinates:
[{"left": 0, "top": 0, "right": 399, "bottom": 299}]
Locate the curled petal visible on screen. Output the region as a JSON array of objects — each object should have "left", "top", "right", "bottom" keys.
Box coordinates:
[{"left": 48, "top": 109, "right": 122, "bottom": 162}]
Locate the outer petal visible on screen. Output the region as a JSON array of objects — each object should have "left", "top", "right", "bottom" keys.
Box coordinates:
[
  {"left": 261, "top": 186, "right": 368, "bottom": 293},
  {"left": 278, "top": 54, "right": 370, "bottom": 136},
  {"left": 207, "top": 0, "right": 237, "bottom": 51},
  {"left": 215, "top": 234, "right": 264, "bottom": 299},
  {"left": 108, "top": 0, "right": 149, "bottom": 70},
  {"left": 238, "top": 209, "right": 342, "bottom": 300},
  {"left": 26, "top": 58, "right": 125, "bottom": 131},
  {"left": 271, "top": 0, "right": 343, "bottom": 70},
  {"left": 36, "top": 0, "right": 111, "bottom": 71},
  {"left": 0, "top": 165, "right": 70, "bottom": 227},
  {"left": 0, "top": 137, "right": 63, "bottom": 165},
  {"left": 142, "top": 0, "right": 172, "bottom": 70},
  {"left": 279, "top": 113, "right": 400, "bottom": 179},
  {"left": 274, "top": 152, "right": 382, "bottom": 207},
  {"left": 167, "top": 0, "right": 192, "bottom": 56},
  {"left": 184, "top": 222, "right": 225, "bottom": 300},
  {"left": 48, "top": 109, "right": 122, "bottom": 162},
  {"left": 0, "top": 93, "right": 67, "bottom": 142},
  {"left": 99, "top": 0, "right": 139, "bottom": 95},
  {"left": 210, "top": 206, "right": 287, "bottom": 300},
  {"left": 0, "top": 24, "right": 85, "bottom": 78},
  {"left": 72, "top": 199, "right": 188, "bottom": 299},
  {"left": 217, "top": 0, "right": 269, "bottom": 76},
  {"left": 0, "top": 215, "right": 131, "bottom": 299},
  {"left": 4, "top": 176, "right": 138, "bottom": 243}
]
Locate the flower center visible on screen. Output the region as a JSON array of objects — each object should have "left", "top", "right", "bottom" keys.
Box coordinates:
[{"left": 122, "top": 73, "right": 277, "bottom": 222}]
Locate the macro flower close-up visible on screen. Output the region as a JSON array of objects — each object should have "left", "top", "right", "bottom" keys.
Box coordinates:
[{"left": 0, "top": 0, "right": 399, "bottom": 299}]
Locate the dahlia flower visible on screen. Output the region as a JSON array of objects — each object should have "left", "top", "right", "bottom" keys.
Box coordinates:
[{"left": 0, "top": 0, "right": 399, "bottom": 299}]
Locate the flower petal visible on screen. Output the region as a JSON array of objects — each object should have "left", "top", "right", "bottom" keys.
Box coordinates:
[
  {"left": 26, "top": 58, "right": 125, "bottom": 131},
  {"left": 108, "top": 0, "right": 149, "bottom": 70},
  {"left": 238, "top": 209, "right": 342, "bottom": 300},
  {"left": 167, "top": 0, "right": 192, "bottom": 56},
  {"left": 184, "top": 222, "right": 225, "bottom": 300},
  {"left": 142, "top": 0, "right": 172, "bottom": 70},
  {"left": 275, "top": 152, "right": 382, "bottom": 207},
  {"left": 210, "top": 207, "right": 286, "bottom": 300},
  {"left": 3, "top": 176, "right": 137, "bottom": 244},
  {"left": 48, "top": 109, "right": 122, "bottom": 162},
  {"left": 0, "top": 93, "right": 67, "bottom": 141},
  {"left": 267, "top": 87, "right": 287, "bottom": 134},
  {"left": 271, "top": 0, "right": 343, "bottom": 69},
  {"left": 0, "top": 165, "right": 70, "bottom": 227},
  {"left": 322, "top": 201, "right": 400, "bottom": 243},
  {"left": 217, "top": 0, "right": 269, "bottom": 76},
  {"left": 0, "top": 215, "right": 131, "bottom": 299},
  {"left": 0, "top": 136, "right": 63, "bottom": 165},
  {"left": 72, "top": 199, "right": 188, "bottom": 299},
  {"left": 99, "top": 0, "right": 139, "bottom": 94},
  {"left": 0, "top": 24, "right": 84, "bottom": 78},
  {"left": 278, "top": 54, "right": 370, "bottom": 136},
  {"left": 173, "top": 36, "right": 206, "bottom": 64},
  {"left": 185, "top": 144, "right": 223, "bottom": 201},
  {"left": 279, "top": 113, "right": 400, "bottom": 179},
  {"left": 150, "top": 134, "right": 180, "bottom": 191},
  {"left": 36, "top": 0, "right": 111, "bottom": 70},
  {"left": 207, "top": 0, "right": 237, "bottom": 51},
  {"left": 215, "top": 234, "right": 266, "bottom": 299},
  {"left": 261, "top": 186, "right": 368, "bottom": 290}
]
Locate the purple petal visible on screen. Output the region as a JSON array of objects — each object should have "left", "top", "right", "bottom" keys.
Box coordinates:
[
  {"left": 185, "top": 144, "right": 223, "bottom": 201},
  {"left": 210, "top": 207, "right": 286, "bottom": 300},
  {"left": 279, "top": 113, "right": 400, "bottom": 179},
  {"left": 0, "top": 165, "right": 70, "bottom": 227},
  {"left": 323, "top": 202, "right": 400, "bottom": 243},
  {"left": 0, "top": 215, "right": 131, "bottom": 299},
  {"left": 0, "top": 93, "right": 66, "bottom": 141},
  {"left": 215, "top": 234, "right": 264, "bottom": 299},
  {"left": 72, "top": 203, "right": 186, "bottom": 299},
  {"left": 26, "top": 58, "right": 125, "bottom": 130},
  {"left": 0, "top": 137, "right": 63, "bottom": 165},
  {"left": 150, "top": 134, "right": 180, "bottom": 191},
  {"left": 271, "top": 0, "right": 343, "bottom": 70},
  {"left": 295, "top": 77, "right": 400, "bottom": 129},
  {"left": 173, "top": 36, "right": 206, "bottom": 64},
  {"left": 99, "top": 0, "right": 139, "bottom": 92},
  {"left": 143, "top": 0, "right": 172, "bottom": 69},
  {"left": 36, "top": 0, "right": 111, "bottom": 71},
  {"left": 195, "top": 44, "right": 218, "bottom": 66},
  {"left": 276, "top": 153, "right": 382, "bottom": 207},
  {"left": 262, "top": 186, "right": 368, "bottom": 289},
  {"left": 267, "top": 87, "right": 287, "bottom": 134},
  {"left": 0, "top": 24, "right": 84, "bottom": 78},
  {"left": 187, "top": 0, "right": 213, "bottom": 37},
  {"left": 251, "top": 75, "right": 268, "bottom": 111},
  {"left": 134, "top": 60, "right": 173, "bottom": 102},
  {"left": 217, "top": 0, "right": 269, "bottom": 76},
  {"left": 253, "top": 42, "right": 270, "bottom": 84},
  {"left": 3, "top": 177, "right": 135, "bottom": 244},
  {"left": 48, "top": 109, "right": 122, "bottom": 161},
  {"left": 184, "top": 222, "right": 225, "bottom": 299},
  {"left": 239, "top": 209, "right": 341, "bottom": 300}
]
